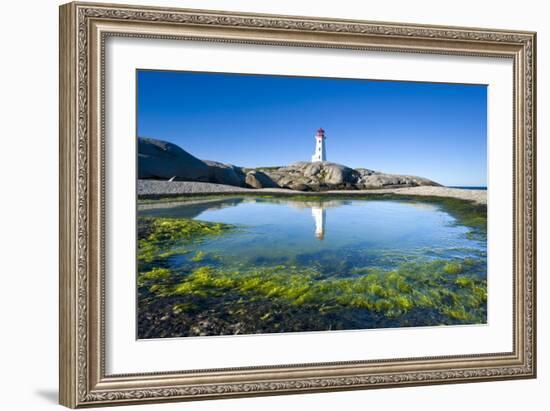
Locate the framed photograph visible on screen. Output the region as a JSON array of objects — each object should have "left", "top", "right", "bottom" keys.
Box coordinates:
[{"left": 59, "top": 2, "right": 536, "bottom": 408}]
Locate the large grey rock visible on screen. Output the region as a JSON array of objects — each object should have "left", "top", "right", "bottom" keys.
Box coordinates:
[
  {"left": 138, "top": 137, "right": 440, "bottom": 191},
  {"left": 264, "top": 161, "right": 439, "bottom": 191},
  {"left": 203, "top": 160, "right": 246, "bottom": 187},
  {"left": 356, "top": 168, "right": 376, "bottom": 177},
  {"left": 357, "top": 173, "right": 439, "bottom": 189},
  {"left": 267, "top": 162, "right": 359, "bottom": 189},
  {"left": 245, "top": 170, "right": 279, "bottom": 189},
  {"left": 323, "top": 163, "right": 358, "bottom": 185},
  {"left": 303, "top": 162, "right": 322, "bottom": 177},
  {"left": 138, "top": 137, "right": 211, "bottom": 181},
  {"left": 138, "top": 137, "right": 246, "bottom": 186}
]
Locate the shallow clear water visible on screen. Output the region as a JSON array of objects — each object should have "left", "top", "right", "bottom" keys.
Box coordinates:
[
  {"left": 137, "top": 196, "right": 487, "bottom": 338},
  {"left": 139, "top": 197, "right": 485, "bottom": 272}
]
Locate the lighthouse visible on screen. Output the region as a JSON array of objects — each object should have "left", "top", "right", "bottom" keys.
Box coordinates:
[{"left": 311, "top": 128, "right": 326, "bottom": 162}]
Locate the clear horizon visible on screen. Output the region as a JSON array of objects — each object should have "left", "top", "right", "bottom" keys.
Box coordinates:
[{"left": 137, "top": 70, "right": 487, "bottom": 186}]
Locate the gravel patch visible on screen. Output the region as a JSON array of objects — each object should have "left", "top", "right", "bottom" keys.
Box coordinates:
[{"left": 138, "top": 180, "right": 486, "bottom": 205}]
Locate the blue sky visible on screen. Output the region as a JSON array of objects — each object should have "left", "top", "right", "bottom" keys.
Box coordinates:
[{"left": 137, "top": 70, "right": 487, "bottom": 186}]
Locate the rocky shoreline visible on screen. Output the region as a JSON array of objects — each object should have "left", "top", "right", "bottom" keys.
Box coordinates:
[
  {"left": 138, "top": 137, "right": 485, "bottom": 204},
  {"left": 139, "top": 137, "right": 440, "bottom": 191},
  {"left": 138, "top": 180, "right": 487, "bottom": 205}
]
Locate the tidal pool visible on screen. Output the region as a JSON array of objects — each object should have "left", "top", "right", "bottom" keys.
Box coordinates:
[{"left": 137, "top": 195, "right": 487, "bottom": 339}]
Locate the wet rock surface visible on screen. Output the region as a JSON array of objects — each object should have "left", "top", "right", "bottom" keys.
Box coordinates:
[{"left": 137, "top": 292, "right": 454, "bottom": 339}]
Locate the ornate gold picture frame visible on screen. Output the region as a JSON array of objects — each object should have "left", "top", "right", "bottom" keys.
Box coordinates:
[{"left": 59, "top": 2, "right": 536, "bottom": 408}]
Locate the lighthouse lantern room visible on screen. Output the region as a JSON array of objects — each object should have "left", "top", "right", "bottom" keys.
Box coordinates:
[{"left": 311, "top": 127, "right": 327, "bottom": 162}]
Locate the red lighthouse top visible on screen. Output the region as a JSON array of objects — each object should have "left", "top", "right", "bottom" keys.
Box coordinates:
[{"left": 316, "top": 128, "right": 325, "bottom": 137}]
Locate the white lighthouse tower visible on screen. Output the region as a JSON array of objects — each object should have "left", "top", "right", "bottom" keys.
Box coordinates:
[{"left": 311, "top": 128, "right": 327, "bottom": 162}]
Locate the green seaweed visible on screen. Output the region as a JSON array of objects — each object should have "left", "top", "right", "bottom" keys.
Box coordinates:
[
  {"left": 137, "top": 217, "right": 234, "bottom": 263},
  {"left": 145, "top": 259, "right": 486, "bottom": 324},
  {"left": 137, "top": 267, "right": 173, "bottom": 291},
  {"left": 157, "top": 247, "right": 190, "bottom": 259},
  {"left": 190, "top": 251, "right": 206, "bottom": 262},
  {"left": 136, "top": 195, "right": 487, "bottom": 335},
  {"left": 443, "top": 261, "right": 463, "bottom": 274}
]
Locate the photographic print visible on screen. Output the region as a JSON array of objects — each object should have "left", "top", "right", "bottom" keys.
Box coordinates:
[
  {"left": 60, "top": 5, "right": 536, "bottom": 405},
  {"left": 136, "top": 70, "right": 488, "bottom": 339}
]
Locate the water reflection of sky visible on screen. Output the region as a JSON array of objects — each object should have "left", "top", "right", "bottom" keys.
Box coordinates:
[{"left": 139, "top": 197, "right": 486, "bottom": 271}]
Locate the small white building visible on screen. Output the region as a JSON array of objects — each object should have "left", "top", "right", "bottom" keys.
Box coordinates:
[{"left": 311, "top": 127, "right": 327, "bottom": 162}]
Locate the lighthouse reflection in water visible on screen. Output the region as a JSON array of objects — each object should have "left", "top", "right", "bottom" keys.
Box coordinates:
[
  {"left": 137, "top": 195, "right": 488, "bottom": 338},
  {"left": 138, "top": 196, "right": 485, "bottom": 268},
  {"left": 311, "top": 206, "right": 326, "bottom": 240}
]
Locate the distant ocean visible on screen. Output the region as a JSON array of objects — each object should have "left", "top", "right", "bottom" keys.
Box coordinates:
[{"left": 448, "top": 186, "right": 487, "bottom": 190}]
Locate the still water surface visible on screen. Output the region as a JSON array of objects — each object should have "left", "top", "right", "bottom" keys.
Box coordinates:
[
  {"left": 139, "top": 197, "right": 485, "bottom": 272},
  {"left": 137, "top": 196, "right": 487, "bottom": 338}
]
